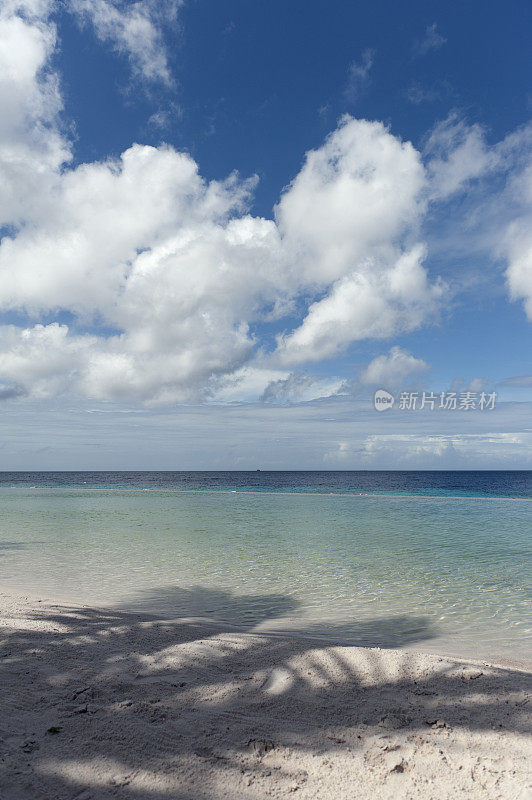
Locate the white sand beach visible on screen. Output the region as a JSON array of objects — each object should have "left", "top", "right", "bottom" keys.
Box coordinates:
[{"left": 1, "top": 591, "right": 530, "bottom": 800}]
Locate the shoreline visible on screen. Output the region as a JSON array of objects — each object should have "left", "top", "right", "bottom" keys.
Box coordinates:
[
  {"left": 3, "top": 587, "right": 531, "bottom": 674},
  {"left": 1, "top": 485, "right": 531, "bottom": 501},
  {"left": 1, "top": 589, "right": 530, "bottom": 799}
]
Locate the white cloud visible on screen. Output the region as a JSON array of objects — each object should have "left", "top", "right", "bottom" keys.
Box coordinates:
[
  {"left": 2, "top": 5, "right": 530, "bottom": 407},
  {"left": 260, "top": 372, "right": 344, "bottom": 404},
  {"left": 323, "top": 440, "right": 352, "bottom": 464},
  {"left": 361, "top": 346, "right": 429, "bottom": 386},
  {"left": 0, "top": 323, "right": 92, "bottom": 398},
  {"left": 273, "top": 118, "right": 443, "bottom": 364},
  {"left": 4, "top": 0, "right": 178, "bottom": 85},
  {"left": 70, "top": 0, "right": 180, "bottom": 84},
  {"left": 0, "top": 143, "right": 258, "bottom": 314},
  {"left": 276, "top": 245, "right": 442, "bottom": 364},
  {"left": 0, "top": 17, "right": 444, "bottom": 408},
  {"left": 361, "top": 431, "right": 532, "bottom": 468},
  {"left": 423, "top": 116, "right": 532, "bottom": 320},
  {"left": 0, "top": 6, "right": 69, "bottom": 226},
  {"left": 1, "top": 1, "right": 55, "bottom": 18},
  {"left": 0, "top": 6, "right": 274, "bottom": 403},
  {"left": 275, "top": 117, "right": 428, "bottom": 286},
  {"left": 425, "top": 114, "right": 532, "bottom": 203},
  {"left": 502, "top": 162, "right": 532, "bottom": 319},
  {"left": 211, "top": 367, "right": 290, "bottom": 404},
  {"left": 424, "top": 114, "right": 499, "bottom": 200},
  {"left": 505, "top": 224, "right": 532, "bottom": 319}
]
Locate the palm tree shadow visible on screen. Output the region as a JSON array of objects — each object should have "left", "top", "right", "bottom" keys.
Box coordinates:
[
  {"left": 114, "top": 584, "right": 300, "bottom": 629},
  {"left": 0, "top": 586, "right": 529, "bottom": 800},
  {"left": 113, "top": 583, "right": 436, "bottom": 649}
]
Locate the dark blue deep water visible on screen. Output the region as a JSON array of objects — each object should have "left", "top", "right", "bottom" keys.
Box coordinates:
[{"left": 0, "top": 470, "right": 530, "bottom": 498}]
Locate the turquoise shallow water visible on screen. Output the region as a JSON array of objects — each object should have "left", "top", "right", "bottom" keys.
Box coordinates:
[{"left": 0, "top": 487, "right": 530, "bottom": 661}]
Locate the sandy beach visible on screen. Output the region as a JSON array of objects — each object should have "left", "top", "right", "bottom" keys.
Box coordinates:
[{"left": 1, "top": 591, "right": 530, "bottom": 800}]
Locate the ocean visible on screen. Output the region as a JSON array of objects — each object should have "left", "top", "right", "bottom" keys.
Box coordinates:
[{"left": 0, "top": 471, "right": 530, "bottom": 662}]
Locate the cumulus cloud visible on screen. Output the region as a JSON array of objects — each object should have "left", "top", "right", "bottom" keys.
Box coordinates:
[
  {"left": 276, "top": 246, "right": 441, "bottom": 364},
  {"left": 274, "top": 118, "right": 443, "bottom": 365},
  {"left": 0, "top": 143, "right": 258, "bottom": 313},
  {"left": 0, "top": 112, "right": 442, "bottom": 401},
  {"left": 0, "top": 323, "right": 91, "bottom": 398},
  {"left": 0, "top": 7, "right": 444, "bottom": 405},
  {"left": 2, "top": 3, "right": 530, "bottom": 406},
  {"left": 276, "top": 117, "right": 427, "bottom": 284},
  {"left": 360, "top": 346, "right": 429, "bottom": 386},
  {"left": 0, "top": 5, "right": 69, "bottom": 225}
]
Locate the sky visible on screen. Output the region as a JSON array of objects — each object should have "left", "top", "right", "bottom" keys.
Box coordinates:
[{"left": 0, "top": 0, "right": 531, "bottom": 469}]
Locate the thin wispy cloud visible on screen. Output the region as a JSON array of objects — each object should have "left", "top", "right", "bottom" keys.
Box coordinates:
[
  {"left": 70, "top": 0, "right": 181, "bottom": 84},
  {"left": 344, "top": 48, "right": 374, "bottom": 103},
  {"left": 412, "top": 23, "right": 446, "bottom": 57},
  {"left": 407, "top": 83, "right": 439, "bottom": 105},
  {"left": 0, "top": 393, "right": 530, "bottom": 470},
  {"left": 499, "top": 375, "right": 532, "bottom": 387},
  {"left": 147, "top": 102, "right": 182, "bottom": 130}
]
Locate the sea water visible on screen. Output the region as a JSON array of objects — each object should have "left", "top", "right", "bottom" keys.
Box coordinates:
[{"left": 0, "top": 472, "right": 530, "bottom": 662}]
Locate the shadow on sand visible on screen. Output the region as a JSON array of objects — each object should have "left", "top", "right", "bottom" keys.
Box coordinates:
[{"left": 0, "top": 585, "right": 530, "bottom": 799}]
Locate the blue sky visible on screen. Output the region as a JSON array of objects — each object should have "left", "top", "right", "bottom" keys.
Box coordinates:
[{"left": 0, "top": 0, "right": 530, "bottom": 469}]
